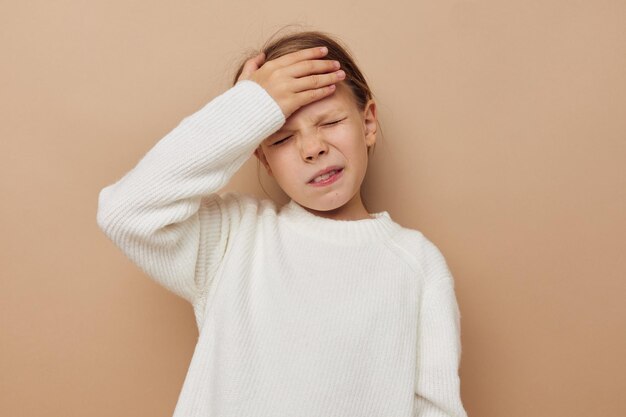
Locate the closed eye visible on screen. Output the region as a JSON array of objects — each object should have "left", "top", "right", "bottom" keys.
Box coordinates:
[
  {"left": 271, "top": 118, "right": 346, "bottom": 146},
  {"left": 323, "top": 118, "right": 346, "bottom": 126},
  {"left": 271, "top": 135, "right": 292, "bottom": 146}
]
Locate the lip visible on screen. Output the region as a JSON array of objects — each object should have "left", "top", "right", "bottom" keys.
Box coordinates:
[{"left": 308, "top": 166, "right": 344, "bottom": 186}]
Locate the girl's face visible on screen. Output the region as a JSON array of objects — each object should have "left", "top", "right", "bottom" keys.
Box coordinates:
[{"left": 255, "top": 82, "right": 377, "bottom": 220}]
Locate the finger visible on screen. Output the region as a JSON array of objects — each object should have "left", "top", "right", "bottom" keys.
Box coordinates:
[
  {"left": 292, "top": 70, "right": 345, "bottom": 93},
  {"left": 270, "top": 46, "right": 328, "bottom": 68},
  {"left": 252, "top": 51, "right": 266, "bottom": 68},
  {"left": 293, "top": 84, "right": 337, "bottom": 108},
  {"left": 242, "top": 52, "right": 264, "bottom": 74},
  {"left": 239, "top": 52, "right": 266, "bottom": 80},
  {"left": 283, "top": 59, "right": 339, "bottom": 78}
]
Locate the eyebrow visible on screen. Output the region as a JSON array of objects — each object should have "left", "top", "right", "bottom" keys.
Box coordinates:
[{"left": 275, "top": 109, "right": 344, "bottom": 133}]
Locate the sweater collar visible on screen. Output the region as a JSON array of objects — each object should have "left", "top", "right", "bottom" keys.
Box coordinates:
[{"left": 278, "top": 199, "right": 399, "bottom": 245}]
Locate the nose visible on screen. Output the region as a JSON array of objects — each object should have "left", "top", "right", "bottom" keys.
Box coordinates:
[{"left": 299, "top": 132, "right": 329, "bottom": 162}]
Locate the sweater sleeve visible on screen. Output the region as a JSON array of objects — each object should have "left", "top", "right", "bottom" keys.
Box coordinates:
[
  {"left": 414, "top": 241, "right": 468, "bottom": 417},
  {"left": 96, "top": 80, "right": 285, "bottom": 309}
]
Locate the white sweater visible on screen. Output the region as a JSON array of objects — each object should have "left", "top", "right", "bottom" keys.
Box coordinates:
[{"left": 97, "top": 80, "right": 468, "bottom": 417}]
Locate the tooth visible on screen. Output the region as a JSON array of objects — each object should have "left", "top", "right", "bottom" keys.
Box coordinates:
[{"left": 313, "top": 170, "right": 337, "bottom": 183}]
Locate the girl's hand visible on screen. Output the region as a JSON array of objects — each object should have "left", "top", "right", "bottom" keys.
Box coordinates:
[{"left": 236, "top": 46, "right": 345, "bottom": 119}]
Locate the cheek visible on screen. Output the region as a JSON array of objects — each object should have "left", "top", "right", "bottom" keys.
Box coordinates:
[
  {"left": 332, "top": 126, "right": 367, "bottom": 153},
  {"left": 265, "top": 149, "right": 297, "bottom": 180}
]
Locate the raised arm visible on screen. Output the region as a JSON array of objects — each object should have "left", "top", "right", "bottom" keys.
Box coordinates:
[
  {"left": 96, "top": 80, "right": 285, "bottom": 306},
  {"left": 97, "top": 46, "right": 345, "bottom": 315}
]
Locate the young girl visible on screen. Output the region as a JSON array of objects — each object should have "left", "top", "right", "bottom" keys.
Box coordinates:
[{"left": 97, "top": 30, "right": 468, "bottom": 417}]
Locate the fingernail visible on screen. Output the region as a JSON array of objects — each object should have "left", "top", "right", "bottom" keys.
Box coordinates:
[{"left": 320, "top": 46, "right": 328, "bottom": 53}]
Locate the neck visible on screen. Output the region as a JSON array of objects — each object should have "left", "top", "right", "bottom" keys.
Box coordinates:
[{"left": 300, "top": 192, "right": 372, "bottom": 221}]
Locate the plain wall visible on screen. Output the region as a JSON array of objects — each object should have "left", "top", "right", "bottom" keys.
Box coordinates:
[{"left": 1, "top": 1, "right": 625, "bottom": 416}]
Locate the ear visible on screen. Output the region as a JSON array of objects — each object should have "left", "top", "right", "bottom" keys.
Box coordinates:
[
  {"left": 362, "top": 99, "right": 377, "bottom": 148},
  {"left": 254, "top": 146, "right": 273, "bottom": 176}
]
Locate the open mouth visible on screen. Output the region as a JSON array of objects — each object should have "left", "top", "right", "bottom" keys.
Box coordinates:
[{"left": 308, "top": 168, "right": 344, "bottom": 186}]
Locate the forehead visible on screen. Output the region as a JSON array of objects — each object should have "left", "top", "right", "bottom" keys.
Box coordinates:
[{"left": 277, "top": 82, "right": 357, "bottom": 131}]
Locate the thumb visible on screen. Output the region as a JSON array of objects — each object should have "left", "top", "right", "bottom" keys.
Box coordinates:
[{"left": 239, "top": 52, "right": 266, "bottom": 81}]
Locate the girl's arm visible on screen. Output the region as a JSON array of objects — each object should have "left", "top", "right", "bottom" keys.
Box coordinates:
[
  {"left": 96, "top": 80, "right": 285, "bottom": 307},
  {"left": 97, "top": 47, "right": 342, "bottom": 324},
  {"left": 414, "top": 242, "right": 468, "bottom": 417}
]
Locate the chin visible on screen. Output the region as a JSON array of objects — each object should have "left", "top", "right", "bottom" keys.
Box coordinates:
[
  {"left": 302, "top": 202, "right": 343, "bottom": 213},
  {"left": 294, "top": 193, "right": 352, "bottom": 213}
]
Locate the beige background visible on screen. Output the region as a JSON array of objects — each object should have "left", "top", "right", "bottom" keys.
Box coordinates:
[{"left": 1, "top": 1, "right": 625, "bottom": 416}]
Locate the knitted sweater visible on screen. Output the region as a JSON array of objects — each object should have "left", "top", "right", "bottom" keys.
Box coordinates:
[{"left": 96, "top": 80, "right": 468, "bottom": 417}]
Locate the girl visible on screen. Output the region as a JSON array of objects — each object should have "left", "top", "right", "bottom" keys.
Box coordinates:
[{"left": 97, "top": 30, "right": 468, "bottom": 417}]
